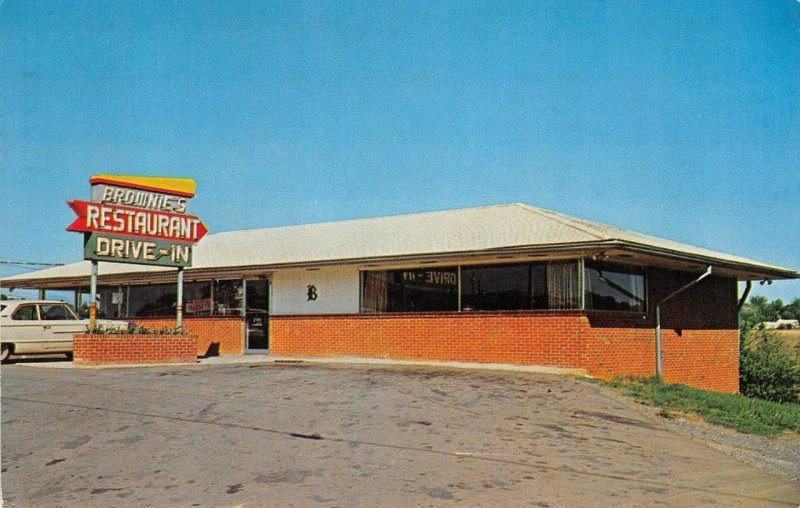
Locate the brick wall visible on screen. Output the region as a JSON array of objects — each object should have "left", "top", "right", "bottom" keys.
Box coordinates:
[
  {"left": 131, "top": 317, "right": 245, "bottom": 356},
  {"left": 585, "top": 313, "right": 739, "bottom": 393},
  {"left": 271, "top": 311, "right": 589, "bottom": 367},
  {"left": 73, "top": 334, "right": 197, "bottom": 365},
  {"left": 269, "top": 269, "right": 740, "bottom": 393}
]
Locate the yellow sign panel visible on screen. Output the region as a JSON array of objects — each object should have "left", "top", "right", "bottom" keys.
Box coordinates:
[{"left": 90, "top": 174, "right": 197, "bottom": 198}]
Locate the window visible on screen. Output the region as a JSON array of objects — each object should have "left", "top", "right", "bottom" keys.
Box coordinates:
[
  {"left": 184, "top": 282, "right": 213, "bottom": 316},
  {"left": 361, "top": 262, "right": 579, "bottom": 313},
  {"left": 12, "top": 305, "right": 38, "bottom": 320},
  {"left": 215, "top": 279, "right": 243, "bottom": 316},
  {"left": 39, "top": 304, "right": 78, "bottom": 320},
  {"left": 97, "top": 287, "right": 126, "bottom": 318},
  {"left": 97, "top": 281, "right": 229, "bottom": 318},
  {"left": 461, "top": 264, "right": 532, "bottom": 311},
  {"left": 362, "top": 268, "right": 458, "bottom": 312},
  {"left": 128, "top": 284, "right": 177, "bottom": 317},
  {"left": 584, "top": 262, "right": 646, "bottom": 312}
]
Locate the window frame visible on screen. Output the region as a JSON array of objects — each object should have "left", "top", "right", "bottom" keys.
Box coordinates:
[{"left": 583, "top": 261, "right": 648, "bottom": 313}]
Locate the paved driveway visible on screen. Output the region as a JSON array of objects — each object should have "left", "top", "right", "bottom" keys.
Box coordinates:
[{"left": 1, "top": 361, "right": 798, "bottom": 507}]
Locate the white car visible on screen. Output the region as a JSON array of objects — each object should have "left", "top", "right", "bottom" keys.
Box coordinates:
[{"left": 0, "top": 300, "right": 128, "bottom": 362}]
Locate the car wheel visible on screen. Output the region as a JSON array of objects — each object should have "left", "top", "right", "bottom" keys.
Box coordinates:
[{"left": 0, "top": 344, "right": 12, "bottom": 363}]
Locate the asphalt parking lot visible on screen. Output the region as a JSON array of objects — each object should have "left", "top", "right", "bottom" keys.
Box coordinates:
[{"left": 2, "top": 360, "right": 798, "bottom": 507}]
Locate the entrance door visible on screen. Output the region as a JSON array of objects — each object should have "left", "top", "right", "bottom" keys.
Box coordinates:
[{"left": 245, "top": 278, "right": 269, "bottom": 350}]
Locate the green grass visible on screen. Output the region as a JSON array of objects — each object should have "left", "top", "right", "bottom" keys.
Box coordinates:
[{"left": 599, "top": 377, "right": 800, "bottom": 436}]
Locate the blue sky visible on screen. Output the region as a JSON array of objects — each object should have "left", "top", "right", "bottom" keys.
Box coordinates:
[{"left": 1, "top": 1, "right": 799, "bottom": 302}]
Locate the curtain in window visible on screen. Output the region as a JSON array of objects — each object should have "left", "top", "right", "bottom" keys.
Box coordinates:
[
  {"left": 362, "top": 272, "right": 389, "bottom": 312},
  {"left": 547, "top": 262, "right": 580, "bottom": 309}
]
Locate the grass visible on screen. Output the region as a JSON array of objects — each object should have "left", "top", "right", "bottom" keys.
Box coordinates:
[
  {"left": 774, "top": 329, "right": 800, "bottom": 357},
  {"left": 599, "top": 377, "right": 800, "bottom": 436}
]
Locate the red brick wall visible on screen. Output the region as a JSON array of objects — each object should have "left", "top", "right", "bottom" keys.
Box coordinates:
[
  {"left": 584, "top": 320, "right": 656, "bottom": 380},
  {"left": 269, "top": 270, "right": 740, "bottom": 393},
  {"left": 73, "top": 334, "right": 197, "bottom": 365},
  {"left": 271, "top": 312, "right": 589, "bottom": 367},
  {"left": 585, "top": 313, "right": 739, "bottom": 393},
  {"left": 663, "top": 329, "right": 739, "bottom": 393},
  {"left": 131, "top": 317, "right": 244, "bottom": 356}
]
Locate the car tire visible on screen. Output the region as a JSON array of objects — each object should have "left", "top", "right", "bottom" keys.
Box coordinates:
[{"left": 0, "top": 344, "right": 12, "bottom": 363}]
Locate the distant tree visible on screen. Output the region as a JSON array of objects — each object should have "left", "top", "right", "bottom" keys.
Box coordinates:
[
  {"left": 781, "top": 299, "right": 800, "bottom": 320},
  {"left": 769, "top": 298, "right": 785, "bottom": 320}
]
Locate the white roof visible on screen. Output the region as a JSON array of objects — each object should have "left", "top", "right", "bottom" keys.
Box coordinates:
[{"left": 2, "top": 203, "right": 796, "bottom": 287}]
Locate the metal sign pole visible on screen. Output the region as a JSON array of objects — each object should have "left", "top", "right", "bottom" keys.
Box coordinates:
[
  {"left": 176, "top": 267, "right": 184, "bottom": 329},
  {"left": 90, "top": 260, "right": 98, "bottom": 329}
]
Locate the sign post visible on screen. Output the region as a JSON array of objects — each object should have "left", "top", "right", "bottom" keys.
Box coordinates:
[
  {"left": 68, "top": 174, "right": 207, "bottom": 329},
  {"left": 177, "top": 267, "right": 184, "bottom": 329},
  {"left": 90, "top": 260, "right": 98, "bottom": 329}
]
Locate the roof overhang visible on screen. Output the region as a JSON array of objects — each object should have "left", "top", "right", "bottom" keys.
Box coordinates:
[{"left": 2, "top": 239, "right": 795, "bottom": 291}]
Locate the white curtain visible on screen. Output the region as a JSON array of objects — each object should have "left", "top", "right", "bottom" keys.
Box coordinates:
[{"left": 547, "top": 262, "right": 580, "bottom": 309}]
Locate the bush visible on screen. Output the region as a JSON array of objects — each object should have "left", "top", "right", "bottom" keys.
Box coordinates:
[
  {"left": 740, "top": 331, "right": 800, "bottom": 404},
  {"left": 84, "top": 323, "right": 187, "bottom": 336}
]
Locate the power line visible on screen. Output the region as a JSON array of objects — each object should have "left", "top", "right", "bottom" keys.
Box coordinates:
[{"left": 0, "top": 260, "right": 64, "bottom": 267}]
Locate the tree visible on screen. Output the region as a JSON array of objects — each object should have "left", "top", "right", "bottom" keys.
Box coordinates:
[{"left": 780, "top": 299, "right": 800, "bottom": 320}]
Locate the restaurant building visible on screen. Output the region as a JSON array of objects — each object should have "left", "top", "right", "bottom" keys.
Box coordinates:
[{"left": 3, "top": 203, "right": 797, "bottom": 392}]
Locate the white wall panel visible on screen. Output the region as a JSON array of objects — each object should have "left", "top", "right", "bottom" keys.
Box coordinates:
[{"left": 271, "top": 266, "right": 360, "bottom": 315}]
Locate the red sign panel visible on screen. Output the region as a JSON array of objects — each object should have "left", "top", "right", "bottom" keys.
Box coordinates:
[{"left": 67, "top": 200, "right": 208, "bottom": 243}]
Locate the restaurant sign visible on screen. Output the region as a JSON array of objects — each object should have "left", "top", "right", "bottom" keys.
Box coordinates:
[{"left": 68, "top": 174, "right": 206, "bottom": 267}]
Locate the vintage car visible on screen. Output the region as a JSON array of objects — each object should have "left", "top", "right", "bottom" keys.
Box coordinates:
[{"left": 0, "top": 300, "right": 128, "bottom": 362}]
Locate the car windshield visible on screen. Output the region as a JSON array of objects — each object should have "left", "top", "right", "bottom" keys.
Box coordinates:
[{"left": 39, "top": 304, "right": 79, "bottom": 320}]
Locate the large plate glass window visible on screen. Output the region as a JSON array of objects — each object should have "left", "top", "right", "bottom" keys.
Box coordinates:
[
  {"left": 362, "top": 268, "right": 458, "bottom": 312},
  {"left": 584, "top": 262, "right": 646, "bottom": 312},
  {"left": 214, "top": 279, "right": 243, "bottom": 316},
  {"left": 184, "top": 282, "right": 213, "bottom": 316},
  {"left": 362, "top": 262, "right": 578, "bottom": 313},
  {"left": 97, "top": 280, "right": 234, "bottom": 318},
  {"left": 461, "top": 264, "right": 531, "bottom": 311}
]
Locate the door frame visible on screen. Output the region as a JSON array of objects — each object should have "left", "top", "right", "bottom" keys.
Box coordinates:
[{"left": 243, "top": 277, "right": 271, "bottom": 353}]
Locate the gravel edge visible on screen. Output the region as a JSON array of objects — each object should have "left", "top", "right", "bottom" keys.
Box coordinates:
[{"left": 585, "top": 381, "right": 800, "bottom": 485}]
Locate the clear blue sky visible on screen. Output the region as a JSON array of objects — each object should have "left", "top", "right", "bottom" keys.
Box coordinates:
[{"left": 1, "top": 1, "right": 798, "bottom": 302}]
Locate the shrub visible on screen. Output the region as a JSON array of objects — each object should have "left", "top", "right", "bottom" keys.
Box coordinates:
[
  {"left": 740, "top": 330, "right": 800, "bottom": 404},
  {"left": 84, "top": 323, "right": 188, "bottom": 336}
]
